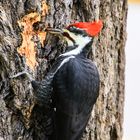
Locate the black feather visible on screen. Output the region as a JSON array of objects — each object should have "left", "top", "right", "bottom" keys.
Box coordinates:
[{"left": 52, "top": 55, "right": 100, "bottom": 140}]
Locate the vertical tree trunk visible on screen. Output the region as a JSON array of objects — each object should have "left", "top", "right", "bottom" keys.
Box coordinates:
[{"left": 0, "top": 0, "right": 127, "bottom": 140}]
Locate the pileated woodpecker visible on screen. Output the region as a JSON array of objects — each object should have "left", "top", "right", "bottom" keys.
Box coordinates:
[
  {"left": 44, "top": 20, "right": 103, "bottom": 140},
  {"left": 11, "top": 20, "right": 103, "bottom": 140}
]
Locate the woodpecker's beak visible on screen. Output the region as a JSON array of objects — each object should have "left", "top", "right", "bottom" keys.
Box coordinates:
[{"left": 47, "top": 28, "right": 63, "bottom": 35}]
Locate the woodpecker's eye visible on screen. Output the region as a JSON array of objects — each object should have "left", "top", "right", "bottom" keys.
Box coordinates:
[
  {"left": 69, "top": 26, "right": 73, "bottom": 29},
  {"left": 68, "top": 26, "right": 75, "bottom": 31},
  {"left": 67, "top": 26, "right": 88, "bottom": 37}
]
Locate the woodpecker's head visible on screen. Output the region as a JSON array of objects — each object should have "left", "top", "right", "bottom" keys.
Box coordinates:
[{"left": 47, "top": 20, "right": 103, "bottom": 56}]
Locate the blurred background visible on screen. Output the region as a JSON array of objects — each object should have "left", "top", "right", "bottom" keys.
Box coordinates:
[{"left": 123, "top": 0, "right": 140, "bottom": 140}]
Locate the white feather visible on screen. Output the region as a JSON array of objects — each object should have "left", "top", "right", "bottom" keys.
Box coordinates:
[{"left": 54, "top": 56, "right": 75, "bottom": 74}]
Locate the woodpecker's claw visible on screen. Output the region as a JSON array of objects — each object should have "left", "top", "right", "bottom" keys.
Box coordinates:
[{"left": 10, "top": 71, "right": 34, "bottom": 81}]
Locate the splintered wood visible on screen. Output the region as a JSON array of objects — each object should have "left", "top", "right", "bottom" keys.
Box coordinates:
[{"left": 17, "top": 1, "right": 48, "bottom": 70}]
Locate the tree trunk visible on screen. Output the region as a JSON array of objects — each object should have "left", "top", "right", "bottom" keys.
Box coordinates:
[{"left": 0, "top": 0, "right": 127, "bottom": 140}]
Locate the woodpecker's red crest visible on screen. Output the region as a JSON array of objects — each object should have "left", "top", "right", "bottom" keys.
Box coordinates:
[{"left": 67, "top": 20, "right": 103, "bottom": 36}]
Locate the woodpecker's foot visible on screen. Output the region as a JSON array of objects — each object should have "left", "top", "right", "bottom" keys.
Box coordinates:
[{"left": 10, "top": 71, "right": 34, "bottom": 81}]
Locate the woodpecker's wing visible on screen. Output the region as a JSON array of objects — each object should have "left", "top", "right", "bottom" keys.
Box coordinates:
[
  {"left": 32, "top": 79, "right": 53, "bottom": 106},
  {"left": 53, "top": 56, "right": 100, "bottom": 140},
  {"left": 32, "top": 56, "right": 67, "bottom": 106}
]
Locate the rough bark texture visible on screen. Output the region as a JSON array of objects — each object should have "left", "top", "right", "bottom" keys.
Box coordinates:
[{"left": 0, "top": 0, "right": 127, "bottom": 140}]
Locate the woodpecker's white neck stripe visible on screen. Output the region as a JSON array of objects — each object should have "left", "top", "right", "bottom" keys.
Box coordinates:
[{"left": 54, "top": 56, "right": 75, "bottom": 74}]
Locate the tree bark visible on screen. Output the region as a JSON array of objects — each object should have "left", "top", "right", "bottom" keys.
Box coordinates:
[{"left": 0, "top": 0, "right": 127, "bottom": 140}]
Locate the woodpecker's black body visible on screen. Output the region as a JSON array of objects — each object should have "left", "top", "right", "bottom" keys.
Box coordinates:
[{"left": 51, "top": 40, "right": 100, "bottom": 140}]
